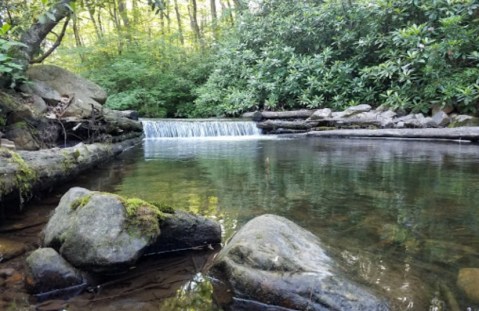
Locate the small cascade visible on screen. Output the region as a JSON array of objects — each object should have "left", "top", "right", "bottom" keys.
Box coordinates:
[{"left": 142, "top": 119, "right": 262, "bottom": 138}]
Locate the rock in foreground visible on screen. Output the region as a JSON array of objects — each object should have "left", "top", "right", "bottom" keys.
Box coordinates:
[
  {"left": 25, "top": 248, "right": 85, "bottom": 294},
  {"left": 210, "top": 214, "right": 389, "bottom": 311},
  {"left": 43, "top": 187, "right": 221, "bottom": 273}
]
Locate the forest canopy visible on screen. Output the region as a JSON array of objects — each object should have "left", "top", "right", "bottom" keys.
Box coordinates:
[{"left": 1, "top": 0, "right": 479, "bottom": 117}]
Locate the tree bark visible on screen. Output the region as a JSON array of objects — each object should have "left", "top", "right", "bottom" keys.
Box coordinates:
[{"left": 15, "top": 0, "right": 74, "bottom": 71}]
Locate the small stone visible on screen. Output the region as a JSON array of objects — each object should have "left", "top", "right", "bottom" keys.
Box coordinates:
[
  {"left": 431, "top": 111, "right": 451, "bottom": 127},
  {"left": 343, "top": 104, "right": 372, "bottom": 117},
  {"left": 4, "top": 272, "right": 23, "bottom": 286},
  {"left": 309, "top": 108, "right": 332, "bottom": 120},
  {"left": 457, "top": 268, "right": 479, "bottom": 303},
  {"left": 0, "top": 237, "right": 26, "bottom": 262},
  {"left": 25, "top": 248, "right": 85, "bottom": 294},
  {"left": 0, "top": 268, "right": 15, "bottom": 278}
]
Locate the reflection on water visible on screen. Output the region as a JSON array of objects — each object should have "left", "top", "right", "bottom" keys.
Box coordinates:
[
  {"left": 2, "top": 137, "right": 479, "bottom": 310},
  {"left": 110, "top": 137, "right": 479, "bottom": 310}
]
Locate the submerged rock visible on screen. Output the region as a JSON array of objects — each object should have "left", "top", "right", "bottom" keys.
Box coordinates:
[
  {"left": 457, "top": 268, "right": 479, "bottom": 303},
  {"left": 25, "top": 248, "right": 85, "bottom": 294},
  {"left": 0, "top": 237, "right": 26, "bottom": 261},
  {"left": 210, "top": 214, "right": 389, "bottom": 311}
]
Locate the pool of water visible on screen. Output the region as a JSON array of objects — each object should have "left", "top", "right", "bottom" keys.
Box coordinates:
[{"left": 2, "top": 136, "right": 479, "bottom": 310}]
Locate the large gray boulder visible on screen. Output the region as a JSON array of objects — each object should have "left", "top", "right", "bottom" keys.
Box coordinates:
[
  {"left": 43, "top": 187, "right": 160, "bottom": 272},
  {"left": 210, "top": 214, "right": 389, "bottom": 311},
  {"left": 26, "top": 65, "right": 107, "bottom": 118},
  {"left": 43, "top": 187, "right": 222, "bottom": 273}
]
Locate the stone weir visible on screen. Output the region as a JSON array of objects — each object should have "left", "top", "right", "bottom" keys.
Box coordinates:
[
  {"left": 244, "top": 104, "right": 479, "bottom": 142},
  {"left": 142, "top": 119, "right": 262, "bottom": 138}
]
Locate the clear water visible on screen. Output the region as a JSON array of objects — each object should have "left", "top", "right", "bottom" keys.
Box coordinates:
[
  {"left": 3, "top": 136, "right": 479, "bottom": 310},
  {"left": 100, "top": 136, "right": 479, "bottom": 310}
]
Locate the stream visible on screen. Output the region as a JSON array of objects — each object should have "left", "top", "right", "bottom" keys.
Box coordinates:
[{"left": 1, "top": 129, "right": 479, "bottom": 310}]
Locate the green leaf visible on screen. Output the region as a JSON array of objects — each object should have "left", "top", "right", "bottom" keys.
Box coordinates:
[{"left": 46, "top": 12, "right": 56, "bottom": 22}]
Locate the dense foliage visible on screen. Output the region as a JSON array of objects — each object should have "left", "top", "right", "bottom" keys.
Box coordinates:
[
  {"left": 195, "top": 0, "right": 479, "bottom": 116},
  {"left": 56, "top": 37, "right": 212, "bottom": 117},
  {"left": 2, "top": 0, "right": 479, "bottom": 117}
]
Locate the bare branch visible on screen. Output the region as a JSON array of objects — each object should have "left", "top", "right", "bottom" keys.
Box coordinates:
[{"left": 31, "top": 15, "right": 71, "bottom": 64}]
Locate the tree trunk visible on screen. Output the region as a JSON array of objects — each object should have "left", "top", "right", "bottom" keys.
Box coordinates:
[
  {"left": 166, "top": 0, "right": 171, "bottom": 34},
  {"left": 85, "top": 0, "right": 102, "bottom": 40},
  {"left": 210, "top": 0, "right": 218, "bottom": 39},
  {"left": 188, "top": 0, "right": 201, "bottom": 44},
  {"left": 72, "top": 14, "right": 85, "bottom": 62},
  {"left": 173, "top": 0, "right": 184, "bottom": 45},
  {"left": 117, "top": 0, "right": 130, "bottom": 28},
  {"left": 221, "top": 0, "right": 235, "bottom": 25},
  {"left": 15, "top": 0, "right": 74, "bottom": 72}
]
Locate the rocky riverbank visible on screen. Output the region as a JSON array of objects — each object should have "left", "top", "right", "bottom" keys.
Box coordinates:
[
  {"left": 0, "top": 65, "right": 143, "bottom": 211},
  {"left": 244, "top": 104, "right": 479, "bottom": 142}
]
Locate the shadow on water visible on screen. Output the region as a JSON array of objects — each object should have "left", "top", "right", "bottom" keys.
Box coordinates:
[
  {"left": 1, "top": 136, "right": 479, "bottom": 310},
  {"left": 34, "top": 249, "right": 220, "bottom": 311}
]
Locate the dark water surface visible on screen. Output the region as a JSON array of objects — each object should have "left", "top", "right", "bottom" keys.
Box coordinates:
[{"left": 1, "top": 136, "right": 479, "bottom": 310}]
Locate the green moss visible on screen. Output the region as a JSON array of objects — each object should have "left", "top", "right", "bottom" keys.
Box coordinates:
[
  {"left": 147, "top": 201, "right": 176, "bottom": 214},
  {"left": 61, "top": 150, "right": 78, "bottom": 172},
  {"left": 70, "top": 194, "right": 92, "bottom": 210},
  {"left": 2, "top": 148, "right": 38, "bottom": 204},
  {"left": 119, "top": 197, "right": 175, "bottom": 239}
]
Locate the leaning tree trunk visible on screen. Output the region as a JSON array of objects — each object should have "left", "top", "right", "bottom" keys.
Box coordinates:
[{"left": 15, "top": 0, "right": 75, "bottom": 72}]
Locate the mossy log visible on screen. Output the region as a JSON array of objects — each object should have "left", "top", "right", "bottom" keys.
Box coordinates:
[
  {"left": 307, "top": 127, "right": 479, "bottom": 142},
  {"left": 0, "top": 137, "right": 142, "bottom": 209}
]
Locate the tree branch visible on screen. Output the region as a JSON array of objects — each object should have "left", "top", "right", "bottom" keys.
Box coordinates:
[
  {"left": 14, "top": 0, "right": 75, "bottom": 72},
  {"left": 31, "top": 15, "right": 71, "bottom": 64}
]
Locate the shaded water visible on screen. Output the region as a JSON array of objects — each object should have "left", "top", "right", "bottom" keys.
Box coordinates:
[{"left": 2, "top": 136, "right": 479, "bottom": 310}]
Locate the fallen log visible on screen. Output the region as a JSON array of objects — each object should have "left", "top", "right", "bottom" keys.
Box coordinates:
[
  {"left": 257, "top": 119, "right": 317, "bottom": 132},
  {"left": 0, "top": 137, "right": 142, "bottom": 210},
  {"left": 260, "top": 109, "right": 314, "bottom": 120},
  {"left": 307, "top": 127, "right": 479, "bottom": 142}
]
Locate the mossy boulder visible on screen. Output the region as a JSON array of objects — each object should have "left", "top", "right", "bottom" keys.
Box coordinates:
[
  {"left": 43, "top": 187, "right": 221, "bottom": 273},
  {"left": 43, "top": 187, "right": 167, "bottom": 272}
]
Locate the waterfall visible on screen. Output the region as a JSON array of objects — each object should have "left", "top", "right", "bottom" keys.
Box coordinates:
[{"left": 142, "top": 119, "right": 262, "bottom": 138}]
